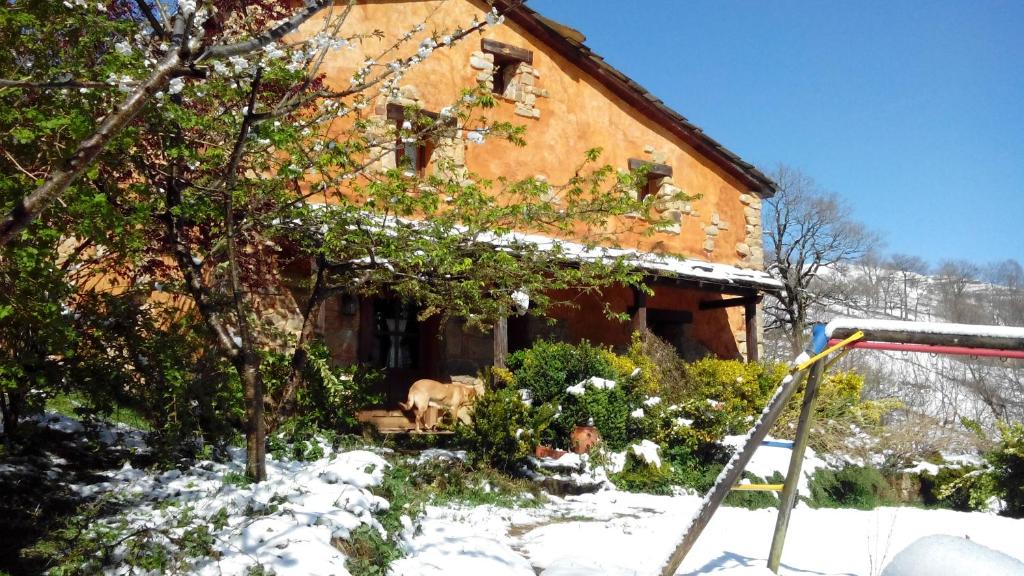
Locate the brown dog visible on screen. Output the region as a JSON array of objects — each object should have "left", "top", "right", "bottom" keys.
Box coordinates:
[{"left": 398, "top": 378, "right": 485, "bottom": 432}]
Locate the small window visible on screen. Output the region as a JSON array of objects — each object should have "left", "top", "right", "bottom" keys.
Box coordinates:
[
  {"left": 388, "top": 104, "right": 437, "bottom": 176},
  {"left": 482, "top": 39, "right": 533, "bottom": 97},
  {"left": 375, "top": 300, "right": 419, "bottom": 369},
  {"left": 628, "top": 158, "right": 673, "bottom": 200}
]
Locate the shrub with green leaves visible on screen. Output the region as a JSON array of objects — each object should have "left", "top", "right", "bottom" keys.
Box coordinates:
[
  {"left": 919, "top": 464, "right": 997, "bottom": 512},
  {"left": 506, "top": 339, "right": 646, "bottom": 450},
  {"left": 611, "top": 445, "right": 674, "bottom": 495},
  {"left": 773, "top": 370, "right": 901, "bottom": 456},
  {"left": 724, "top": 472, "right": 784, "bottom": 510},
  {"left": 464, "top": 387, "right": 533, "bottom": 471},
  {"left": 264, "top": 342, "right": 383, "bottom": 438},
  {"left": 808, "top": 465, "right": 895, "bottom": 510},
  {"left": 506, "top": 339, "right": 617, "bottom": 406},
  {"left": 988, "top": 422, "right": 1024, "bottom": 518}
]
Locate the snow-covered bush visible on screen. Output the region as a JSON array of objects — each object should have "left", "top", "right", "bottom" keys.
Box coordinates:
[
  {"left": 611, "top": 440, "right": 673, "bottom": 495},
  {"left": 506, "top": 339, "right": 640, "bottom": 449},
  {"left": 915, "top": 451, "right": 999, "bottom": 513}
]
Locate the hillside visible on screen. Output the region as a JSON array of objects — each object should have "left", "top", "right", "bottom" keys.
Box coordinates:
[{"left": 764, "top": 259, "right": 1023, "bottom": 451}]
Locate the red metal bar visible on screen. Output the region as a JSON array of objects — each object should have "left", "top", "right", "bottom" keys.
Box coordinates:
[{"left": 828, "top": 339, "right": 1024, "bottom": 360}]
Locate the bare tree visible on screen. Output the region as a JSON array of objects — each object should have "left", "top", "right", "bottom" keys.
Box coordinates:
[
  {"left": 763, "top": 164, "right": 876, "bottom": 354},
  {"left": 933, "top": 260, "right": 985, "bottom": 324},
  {"left": 984, "top": 259, "right": 1024, "bottom": 327},
  {"left": 888, "top": 253, "right": 930, "bottom": 320}
]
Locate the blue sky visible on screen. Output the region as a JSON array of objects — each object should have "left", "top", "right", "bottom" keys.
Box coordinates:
[{"left": 529, "top": 0, "right": 1024, "bottom": 267}]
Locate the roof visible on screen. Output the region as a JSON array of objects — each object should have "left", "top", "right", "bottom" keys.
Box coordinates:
[
  {"left": 478, "top": 229, "right": 785, "bottom": 294},
  {"left": 303, "top": 205, "right": 784, "bottom": 294},
  {"left": 493, "top": 1, "right": 777, "bottom": 196}
]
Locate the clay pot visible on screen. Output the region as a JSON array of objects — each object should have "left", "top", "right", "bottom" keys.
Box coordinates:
[
  {"left": 534, "top": 445, "right": 567, "bottom": 460},
  {"left": 570, "top": 425, "right": 601, "bottom": 454}
]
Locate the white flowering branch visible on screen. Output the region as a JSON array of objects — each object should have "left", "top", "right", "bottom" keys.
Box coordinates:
[{"left": 198, "top": 0, "right": 342, "bottom": 61}]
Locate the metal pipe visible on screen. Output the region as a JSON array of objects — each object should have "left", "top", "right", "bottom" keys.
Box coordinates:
[{"left": 829, "top": 340, "right": 1024, "bottom": 360}]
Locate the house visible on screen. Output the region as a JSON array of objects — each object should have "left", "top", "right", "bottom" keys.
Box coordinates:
[{"left": 292, "top": 1, "right": 783, "bottom": 409}]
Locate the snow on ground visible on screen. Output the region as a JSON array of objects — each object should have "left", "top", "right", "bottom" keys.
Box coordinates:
[
  {"left": 16, "top": 414, "right": 1024, "bottom": 575},
  {"left": 722, "top": 435, "right": 826, "bottom": 495},
  {"left": 26, "top": 413, "right": 392, "bottom": 576},
  {"left": 394, "top": 489, "right": 1024, "bottom": 575}
]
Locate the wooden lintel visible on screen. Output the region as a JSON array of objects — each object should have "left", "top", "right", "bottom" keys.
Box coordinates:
[
  {"left": 482, "top": 38, "right": 534, "bottom": 64},
  {"left": 628, "top": 158, "right": 673, "bottom": 178},
  {"left": 699, "top": 294, "right": 762, "bottom": 311}
]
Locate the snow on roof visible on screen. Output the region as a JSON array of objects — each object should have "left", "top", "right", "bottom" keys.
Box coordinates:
[
  {"left": 474, "top": 228, "right": 784, "bottom": 293},
  {"left": 300, "top": 204, "right": 784, "bottom": 294}
]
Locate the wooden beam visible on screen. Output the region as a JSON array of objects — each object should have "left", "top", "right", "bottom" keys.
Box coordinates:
[
  {"left": 627, "top": 158, "right": 673, "bottom": 178},
  {"left": 768, "top": 361, "right": 825, "bottom": 572},
  {"left": 631, "top": 286, "right": 648, "bottom": 332},
  {"left": 481, "top": 38, "right": 534, "bottom": 64},
  {"left": 699, "top": 294, "right": 762, "bottom": 310},
  {"left": 493, "top": 315, "right": 508, "bottom": 369},
  {"left": 746, "top": 300, "right": 759, "bottom": 363}
]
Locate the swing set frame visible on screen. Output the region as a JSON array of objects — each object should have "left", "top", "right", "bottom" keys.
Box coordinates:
[{"left": 660, "top": 317, "right": 1024, "bottom": 576}]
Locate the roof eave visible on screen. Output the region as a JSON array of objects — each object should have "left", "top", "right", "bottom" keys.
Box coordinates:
[{"left": 495, "top": 1, "right": 777, "bottom": 197}]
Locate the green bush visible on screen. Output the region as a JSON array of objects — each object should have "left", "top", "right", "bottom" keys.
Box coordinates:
[
  {"left": 773, "top": 370, "right": 901, "bottom": 455},
  {"left": 464, "top": 387, "right": 533, "bottom": 471},
  {"left": 808, "top": 465, "right": 895, "bottom": 510},
  {"left": 265, "top": 342, "right": 383, "bottom": 438},
  {"left": 507, "top": 339, "right": 617, "bottom": 405},
  {"left": 611, "top": 445, "right": 673, "bottom": 495},
  {"left": 506, "top": 339, "right": 645, "bottom": 450},
  {"left": 724, "top": 472, "right": 784, "bottom": 510},
  {"left": 988, "top": 422, "right": 1024, "bottom": 518},
  {"left": 919, "top": 464, "right": 998, "bottom": 512}
]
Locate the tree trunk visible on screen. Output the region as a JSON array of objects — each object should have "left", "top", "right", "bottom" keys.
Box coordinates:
[
  {"left": 0, "top": 390, "right": 17, "bottom": 444},
  {"left": 240, "top": 354, "right": 266, "bottom": 481}
]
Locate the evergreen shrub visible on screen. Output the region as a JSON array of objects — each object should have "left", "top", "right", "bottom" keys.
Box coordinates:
[
  {"left": 464, "top": 387, "right": 532, "bottom": 471},
  {"left": 988, "top": 422, "right": 1024, "bottom": 518},
  {"left": 808, "top": 465, "right": 895, "bottom": 510}
]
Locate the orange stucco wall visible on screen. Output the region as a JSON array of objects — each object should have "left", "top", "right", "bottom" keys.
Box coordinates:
[
  {"left": 301, "top": 0, "right": 759, "bottom": 264},
  {"left": 299, "top": 0, "right": 761, "bottom": 358}
]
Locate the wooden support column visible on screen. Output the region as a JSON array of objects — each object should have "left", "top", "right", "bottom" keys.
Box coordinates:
[
  {"left": 699, "top": 294, "right": 762, "bottom": 363},
  {"left": 493, "top": 315, "right": 508, "bottom": 369},
  {"left": 631, "top": 286, "right": 648, "bottom": 332},
  {"left": 768, "top": 360, "right": 824, "bottom": 572},
  {"left": 745, "top": 300, "right": 759, "bottom": 363}
]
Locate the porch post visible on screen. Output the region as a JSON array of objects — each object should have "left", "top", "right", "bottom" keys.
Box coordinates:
[
  {"left": 493, "top": 315, "right": 508, "bottom": 369},
  {"left": 745, "top": 299, "right": 759, "bottom": 362},
  {"left": 631, "top": 285, "right": 648, "bottom": 332}
]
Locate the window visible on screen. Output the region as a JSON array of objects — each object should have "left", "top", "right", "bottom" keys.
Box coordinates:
[
  {"left": 387, "top": 103, "right": 437, "bottom": 176},
  {"left": 375, "top": 300, "right": 419, "bottom": 369},
  {"left": 481, "top": 39, "right": 533, "bottom": 97},
  {"left": 628, "top": 158, "right": 673, "bottom": 200}
]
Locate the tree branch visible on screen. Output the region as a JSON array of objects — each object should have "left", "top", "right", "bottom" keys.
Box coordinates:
[
  {"left": 0, "top": 79, "right": 116, "bottom": 90},
  {"left": 197, "top": 0, "right": 338, "bottom": 61},
  {"left": 134, "top": 0, "right": 167, "bottom": 38}
]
